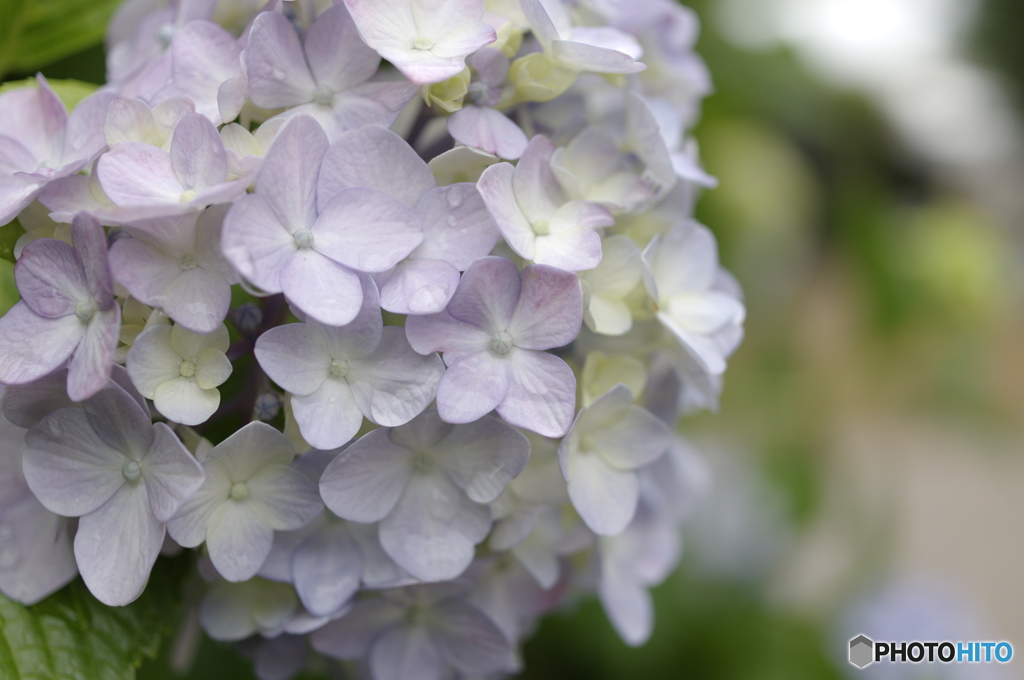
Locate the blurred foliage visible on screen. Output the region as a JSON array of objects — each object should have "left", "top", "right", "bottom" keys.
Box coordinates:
[
  {"left": 0, "top": 553, "right": 191, "bottom": 680},
  {"left": 0, "top": 0, "right": 120, "bottom": 80}
]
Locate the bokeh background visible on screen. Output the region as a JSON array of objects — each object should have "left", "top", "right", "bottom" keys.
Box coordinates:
[{"left": 3, "top": 0, "right": 1024, "bottom": 677}]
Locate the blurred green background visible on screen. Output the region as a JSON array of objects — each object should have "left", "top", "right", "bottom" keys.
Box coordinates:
[{"left": 4, "top": 0, "right": 1024, "bottom": 677}]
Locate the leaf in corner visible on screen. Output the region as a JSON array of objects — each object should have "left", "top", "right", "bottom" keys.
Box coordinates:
[
  {"left": 0, "top": 555, "right": 191, "bottom": 680},
  {"left": 0, "top": 0, "right": 123, "bottom": 80}
]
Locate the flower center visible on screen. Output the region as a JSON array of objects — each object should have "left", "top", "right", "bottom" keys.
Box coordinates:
[
  {"left": 75, "top": 300, "right": 96, "bottom": 322},
  {"left": 179, "top": 189, "right": 198, "bottom": 203},
  {"left": 122, "top": 460, "right": 142, "bottom": 482},
  {"left": 490, "top": 331, "right": 514, "bottom": 354},
  {"left": 413, "top": 36, "right": 434, "bottom": 50},
  {"left": 293, "top": 229, "right": 315, "bottom": 249},
  {"left": 533, "top": 219, "right": 550, "bottom": 236},
  {"left": 413, "top": 453, "right": 433, "bottom": 472},
  {"left": 179, "top": 360, "right": 196, "bottom": 378},
  {"left": 581, "top": 435, "right": 596, "bottom": 452},
  {"left": 180, "top": 256, "right": 198, "bottom": 270},
  {"left": 312, "top": 84, "right": 335, "bottom": 105},
  {"left": 330, "top": 358, "right": 349, "bottom": 378},
  {"left": 230, "top": 482, "right": 249, "bottom": 500}
]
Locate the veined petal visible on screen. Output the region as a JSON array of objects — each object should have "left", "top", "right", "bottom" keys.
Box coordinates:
[
  {"left": 255, "top": 323, "right": 332, "bottom": 396},
  {"left": 221, "top": 194, "right": 294, "bottom": 293},
  {"left": 436, "top": 352, "right": 511, "bottom": 424},
  {"left": 431, "top": 598, "right": 514, "bottom": 675},
  {"left": 211, "top": 421, "right": 296, "bottom": 481},
  {"left": 378, "top": 259, "right": 460, "bottom": 315},
  {"left": 153, "top": 377, "right": 220, "bottom": 426},
  {"left": 143, "top": 422, "right": 205, "bottom": 522},
  {"left": 257, "top": 114, "right": 329, "bottom": 233},
  {"left": 565, "top": 451, "right": 637, "bottom": 536},
  {"left": 497, "top": 349, "right": 575, "bottom": 438},
  {"left": 347, "top": 327, "right": 443, "bottom": 427},
  {"left": 313, "top": 188, "right": 423, "bottom": 273},
  {"left": 404, "top": 308, "right": 489, "bottom": 360},
  {"left": 245, "top": 11, "right": 317, "bottom": 108},
  {"left": 166, "top": 457, "right": 232, "bottom": 547},
  {"left": 206, "top": 500, "right": 275, "bottom": 581},
  {"left": 15, "top": 238, "right": 88, "bottom": 318},
  {"left": 477, "top": 163, "right": 536, "bottom": 261},
  {"left": 292, "top": 522, "right": 363, "bottom": 617},
  {"left": 319, "top": 428, "right": 414, "bottom": 523},
  {"left": 66, "top": 307, "right": 119, "bottom": 402},
  {"left": 507, "top": 264, "right": 583, "bottom": 349},
  {"left": 280, "top": 249, "right": 364, "bottom": 327},
  {"left": 98, "top": 142, "right": 183, "bottom": 206},
  {"left": 413, "top": 184, "right": 499, "bottom": 270},
  {"left": 291, "top": 378, "right": 363, "bottom": 450},
  {"left": 430, "top": 415, "right": 529, "bottom": 504},
  {"left": 447, "top": 106, "right": 528, "bottom": 161},
  {"left": 305, "top": 4, "right": 380, "bottom": 93},
  {"left": 247, "top": 464, "right": 323, "bottom": 531}
]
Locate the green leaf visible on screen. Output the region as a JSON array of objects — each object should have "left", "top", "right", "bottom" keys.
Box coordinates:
[
  {"left": 0, "top": 0, "right": 122, "bottom": 80},
  {"left": 0, "top": 555, "right": 191, "bottom": 680},
  {"left": 0, "top": 219, "right": 25, "bottom": 265}
]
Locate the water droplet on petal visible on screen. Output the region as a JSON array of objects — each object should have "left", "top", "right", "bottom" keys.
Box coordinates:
[
  {"left": 446, "top": 186, "right": 462, "bottom": 207},
  {"left": 446, "top": 214, "right": 458, "bottom": 227}
]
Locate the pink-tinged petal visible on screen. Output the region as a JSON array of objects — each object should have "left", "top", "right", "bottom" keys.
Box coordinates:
[
  {"left": 448, "top": 106, "right": 528, "bottom": 160},
  {"left": 37, "top": 174, "right": 108, "bottom": 224},
  {"left": 0, "top": 303, "right": 82, "bottom": 386},
  {"left": 432, "top": 21, "right": 497, "bottom": 60},
  {"left": 220, "top": 194, "right": 294, "bottom": 292},
  {"left": 446, "top": 256, "right": 521, "bottom": 333},
  {"left": 507, "top": 264, "right": 583, "bottom": 349},
  {"left": 344, "top": 80, "right": 419, "bottom": 121},
  {"left": 513, "top": 135, "right": 563, "bottom": 223},
  {"left": 66, "top": 307, "right": 119, "bottom": 402},
  {"left": 318, "top": 279, "right": 384, "bottom": 360},
  {"left": 2, "top": 77, "right": 66, "bottom": 164},
  {"left": 379, "top": 467, "right": 492, "bottom": 582},
  {"left": 470, "top": 47, "right": 509, "bottom": 87},
  {"left": 551, "top": 40, "right": 645, "bottom": 74},
  {"left": 23, "top": 408, "right": 126, "bottom": 516},
  {"left": 304, "top": 4, "right": 379, "bottom": 92},
  {"left": 15, "top": 238, "right": 88, "bottom": 318},
  {"left": 413, "top": 184, "right": 499, "bottom": 269},
  {"left": 404, "top": 308, "right": 489, "bottom": 359},
  {"left": 81, "top": 381, "right": 154, "bottom": 456},
  {"left": 281, "top": 249, "right": 364, "bottom": 326},
  {"left": 291, "top": 378, "right": 364, "bottom": 450},
  {"left": 63, "top": 91, "right": 118, "bottom": 165},
  {"left": 319, "top": 126, "right": 433, "bottom": 211},
  {"left": 534, "top": 225, "right": 603, "bottom": 271},
  {"left": 378, "top": 259, "right": 460, "bottom": 315},
  {"left": 564, "top": 452, "right": 637, "bottom": 535},
  {"left": 72, "top": 212, "right": 115, "bottom": 306},
  {"left": 0, "top": 364, "right": 143, "bottom": 430},
  {"left": 313, "top": 188, "right": 423, "bottom": 273},
  {"left": 497, "top": 349, "right": 575, "bottom": 437},
  {"left": 98, "top": 142, "right": 182, "bottom": 206},
  {"left": 436, "top": 352, "right": 511, "bottom": 424},
  {"left": 216, "top": 75, "right": 248, "bottom": 125},
  {"left": 293, "top": 523, "right": 362, "bottom": 617},
  {"left": 255, "top": 323, "right": 332, "bottom": 396},
  {"left": 75, "top": 482, "right": 164, "bottom": 606},
  {"left": 160, "top": 266, "right": 232, "bottom": 334},
  {"left": 319, "top": 428, "right": 414, "bottom": 522},
  {"left": 0, "top": 135, "right": 37, "bottom": 174},
  {"left": 347, "top": 326, "right": 444, "bottom": 426},
  {"left": 143, "top": 422, "right": 205, "bottom": 522},
  {"left": 257, "top": 114, "right": 328, "bottom": 232},
  {"left": 170, "top": 112, "right": 228, "bottom": 192},
  {"left": 0, "top": 179, "right": 41, "bottom": 226},
  {"left": 116, "top": 210, "right": 196, "bottom": 256},
  {"left": 477, "top": 162, "right": 536, "bottom": 260},
  {"left": 245, "top": 11, "right": 317, "bottom": 108},
  {"left": 206, "top": 500, "right": 275, "bottom": 581}
]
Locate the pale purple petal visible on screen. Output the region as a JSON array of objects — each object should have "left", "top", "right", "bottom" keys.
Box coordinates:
[
  {"left": 0, "top": 303, "right": 82, "bottom": 387},
  {"left": 310, "top": 599, "right": 405, "bottom": 659},
  {"left": 565, "top": 452, "right": 637, "bottom": 536},
  {"left": 161, "top": 266, "right": 232, "bottom": 334},
  {"left": 159, "top": 21, "right": 243, "bottom": 124},
  {"left": 404, "top": 308, "right": 489, "bottom": 360},
  {"left": 347, "top": 327, "right": 444, "bottom": 426},
  {"left": 72, "top": 212, "right": 115, "bottom": 307},
  {"left": 313, "top": 188, "right": 422, "bottom": 272},
  {"left": 74, "top": 482, "right": 164, "bottom": 606},
  {"left": 551, "top": 40, "right": 646, "bottom": 74},
  {"left": 220, "top": 194, "right": 294, "bottom": 292},
  {"left": 431, "top": 599, "right": 514, "bottom": 675},
  {"left": 257, "top": 114, "right": 328, "bottom": 232},
  {"left": 246, "top": 464, "right": 323, "bottom": 530},
  {"left": 304, "top": 4, "right": 379, "bottom": 92},
  {"left": 379, "top": 468, "right": 491, "bottom": 581},
  {"left": 291, "top": 378, "right": 364, "bottom": 450},
  {"left": 497, "top": 349, "right": 575, "bottom": 437},
  {"left": 318, "top": 126, "right": 434, "bottom": 210},
  {"left": 435, "top": 352, "right": 511, "bottom": 424},
  {"left": 319, "top": 428, "right": 414, "bottom": 523},
  {"left": 429, "top": 415, "right": 529, "bottom": 503},
  {"left": 447, "top": 106, "right": 528, "bottom": 160},
  {"left": 80, "top": 380, "right": 154, "bottom": 455},
  {"left": 98, "top": 142, "right": 183, "bottom": 206},
  {"left": 445, "top": 256, "right": 521, "bottom": 333},
  {"left": 370, "top": 624, "right": 445, "bottom": 680},
  {"left": 280, "top": 249, "right": 364, "bottom": 326},
  {"left": 108, "top": 238, "right": 182, "bottom": 307},
  {"left": 170, "top": 112, "right": 228, "bottom": 192},
  {"left": 66, "top": 307, "right": 119, "bottom": 402},
  {"left": 143, "top": 422, "right": 205, "bottom": 522},
  {"left": 413, "top": 184, "right": 499, "bottom": 269},
  {"left": 15, "top": 239, "right": 88, "bottom": 318},
  {"left": 506, "top": 263, "right": 583, "bottom": 349},
  {"left": 206, "top": 500, "right": 276, "bottom": 581},
  {"left": 23, "top": 409, "right": 126, "bottom": 517},
  {"left": 293, "top": 523, "right": 363, "bottom": 617},
  {"left": 513, "top": 135, "right": 562, "bottom": 224},
  {"left": 255, "top": 324, "right": 332, "bottom": 396},
  {"left": 245, "top": 11, "right": 317, "bottom": 108},
  {"left": 378, "top": 259, "right": 460, "bottom": 315},
  {"left": 477, "top": 162, "right": 536, "bottom": 260},
  {"left": 212, "top": 421, "right": 295, "bottom": 482}
]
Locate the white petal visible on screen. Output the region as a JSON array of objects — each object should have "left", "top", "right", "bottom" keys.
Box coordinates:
[
  {"left": 564, "top": 451, "right": 637, "bottom": 536},
  {"left": 206, "top": 500, "right": 276, "bottom": 581},
  {"left": 166, "top": 457, "right": 231, "bottom": 547},
  {"left": 292, "top": 523, "right": 363, "bottom": 617},
  {"left": 370, "top": 624, "right": 445, "bottom": 680},
  {"left": 246, "top": 464, "right": 323, "bottom": 531},
  {"left": 153, "top": 377, "right": 220, "bottom": 426},
  {"left": 291, "top": 378, "right": 363, "bottom": 451},
  {"left": 429, "top": 416, "right": 529, "bottom": 503}
]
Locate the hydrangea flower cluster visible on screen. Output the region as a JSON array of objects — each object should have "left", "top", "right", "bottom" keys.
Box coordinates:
[{"left": 0, "top": 0, "right": 742, "bottom": 676}]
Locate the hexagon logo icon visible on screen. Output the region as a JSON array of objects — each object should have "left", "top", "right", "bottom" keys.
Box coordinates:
[{"left": 849, "top": 635, "right": 874, "bottom": 668}]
